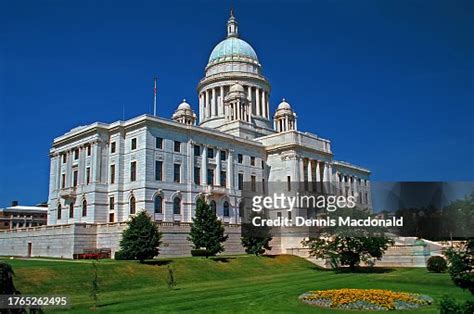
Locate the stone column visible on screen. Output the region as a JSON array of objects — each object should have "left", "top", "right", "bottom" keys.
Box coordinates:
[
  {"left": 341, "top": 175, "right": 346, "bottom": 196},
  {"left": 307, "top": 159, "right": 313, "bottom": 191},
  {"left": 247, "top": 86, "right": 253, "bottom": 114},
  {"left": 261, "top": 91, "right": 266, "bottom": 118},
  {"left": 266, "top": 98, "right": 270, "bottom": 120},
  {"left": 256, "top": 88, "right": 260, "bottom": 116},
  {"left": 199, "top": 93, "right": 203, "bottom": 122},
  {"left": 315, "top": 161, "right": 321, "bottom": 193},
  {"left": 216, "top": 148, "right": 221, "bottom": 186},
  {"left": 273, "top": 118, "right": 276, "bottom": 130},
  {"left": 219, "top": 85, "right": 224, "bottom": 116},
  {"left": 211, "top": 88, "right": 216, "bottom": 117},
  {"left": 328, "top": 164, "right": 333, "bottom": 194},
  {"left": 201, "top": 145, "right": 207, "bottom": 185},
  {"left": 188, "top": 141, "right": 194, "bottom": 184},
  {"left": 93, "top": 143, "right": 101, "bottom": 183},
  {"left": 205, "top": 90, "right": 210, "bottom": 118},
  {"left": 227, "top": 150, "right": 233, "bottom": 189},
  {"left": 353, "top": 176, "right": 358, "bottom": 199},
  {"left": 322, "top": 162, "right": 328, "bottom": 194}
]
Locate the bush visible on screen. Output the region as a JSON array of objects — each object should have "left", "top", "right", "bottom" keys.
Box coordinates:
[
  {"left": 439, "top": 295, "right": 473, "bottom": 314},
  {"left": 114, "top": 250, "right": 130, "bottom": 260},
  {"left": 191, "top": 249, "right": 209, "bottom": 257},
  {"left": 427, "top": 256, "right": 447, "bottom": 273}
]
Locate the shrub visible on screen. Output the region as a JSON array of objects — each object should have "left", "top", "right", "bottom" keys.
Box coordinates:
[
  {"left": 439, "top": 296, "right": 463, "bottom": 314},
  {"left": 114, "top": 250, "right": 130, "bottom": 260},
  {"left": 191, "top": 249, "right": 209, "bottom": 257},
  {"left": 427, "top": 256, "right": 447, "bottom": 273}
]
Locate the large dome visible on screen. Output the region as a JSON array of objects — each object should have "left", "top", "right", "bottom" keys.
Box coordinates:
[{"left": 208, "top": 37, "right": 258, "bottom": 64}]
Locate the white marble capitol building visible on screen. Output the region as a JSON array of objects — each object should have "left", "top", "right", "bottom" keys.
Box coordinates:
[{"left": 0, "top": 12, "right": 371, "bottom": 258}]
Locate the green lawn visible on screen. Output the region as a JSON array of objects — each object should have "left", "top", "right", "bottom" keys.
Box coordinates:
[{"left": 2, "top": 255, "right": 472, "bottom": 313}]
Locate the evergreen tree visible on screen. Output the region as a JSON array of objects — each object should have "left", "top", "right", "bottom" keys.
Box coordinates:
[
  {"left": 118, "top": 211, "right": 162, "bottom": 263},
  {"left": 188, "top": 199, "right": 228, "bottom": 257},
  {"left": 241, "top": 211, "right": 272, "bottom": 256}
]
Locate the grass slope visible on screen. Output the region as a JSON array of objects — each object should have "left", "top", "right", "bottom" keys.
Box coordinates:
[{"left": 2, "top": 255, "right": 472, "bottom": 313}]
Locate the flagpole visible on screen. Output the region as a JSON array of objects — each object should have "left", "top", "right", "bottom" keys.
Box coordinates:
[{"left": 153, "top": 76, "right": 157, "bottom": 116}]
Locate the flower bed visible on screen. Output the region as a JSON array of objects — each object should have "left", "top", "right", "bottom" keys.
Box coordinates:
[{"left": 299, "top": 289, "right": 433, "bottom": 311}]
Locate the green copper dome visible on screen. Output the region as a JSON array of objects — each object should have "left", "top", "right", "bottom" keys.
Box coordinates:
[{"left": 208, "top": 37, "right": 258, "bottom": 64}]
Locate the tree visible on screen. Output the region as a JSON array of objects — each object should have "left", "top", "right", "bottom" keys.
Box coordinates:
[
  {"left": 0, "top": 262, "right": 19, "bottom": 294},
  {"left": 444, "top": 240, "right": 474, "bottom": 294},
  {"left": 188, "top": 198, "right": 228, "bottom": 258},
  {"left": 118, "top": 211, "right": 162, "bottom": 263},
  {"left": 241, "top": 211, "right": 272, "bottom": 256}
]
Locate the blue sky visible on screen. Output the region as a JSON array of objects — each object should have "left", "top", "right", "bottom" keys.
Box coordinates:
[{"left": 0, "top": 0, "right": 472, "bottom": 207}]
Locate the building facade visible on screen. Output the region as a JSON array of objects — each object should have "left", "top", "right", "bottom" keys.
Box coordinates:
[
  {"left": 0, "top": 201, "right": 47, "bottom": 230},
  {"left": 0, "top": 12, "right": 371, "bottom": 258}
]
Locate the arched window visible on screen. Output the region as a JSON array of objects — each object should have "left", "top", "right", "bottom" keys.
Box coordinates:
[
  {"left": 173, "top": 197, "right": 181, "bottom": 215},
  {"left": 130, "top": 196, "right": 136, "bottom": 215},
  {"left": 223, "top": 201, "right": 230, "bottom": 217},
  {"left": 82, "top": 200, "right": 87, "bottom": 217},
  {"left": 154, "top": 195, "right": 163, "bottom": 214},
  {"left": 210, "top": 200, "right": 216, "bottom": 215},
  {"left": 57, "top": 204, "right": 62, "bottom": 220},
  {"left": 69, "top": 202, "right": 74, "bottom": 218}
]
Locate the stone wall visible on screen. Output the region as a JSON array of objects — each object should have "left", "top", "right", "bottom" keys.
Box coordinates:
[{"left": 0, "top": 222, "right": 245, "bottom": 259}]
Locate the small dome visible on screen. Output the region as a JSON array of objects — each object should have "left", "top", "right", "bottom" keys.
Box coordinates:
[
  {"left": 208, "top": 37, "right": 258, "bottom": 64},
  {"left": 277, "top": 99, "right": 292, "bottom": 110},
  {"left": 177, "top": 99, "right": 191, "bottom": 110},
  {"left": 229, "top": 83, "right": 245, "bottom": 93}
]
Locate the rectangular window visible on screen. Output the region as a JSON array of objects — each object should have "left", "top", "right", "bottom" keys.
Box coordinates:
[
  {"left": 262, "top": 178, "right": 266, "bottom": 194},
  {"left": 155, "top": 161, "right": 163, "bottom": 181},
  {"left": 86, "top": 167, "right": 91, "bottom": 184},
  {"left": 287, "top": 176, "right": 291, "bottom": 191},
  {"left": 61, "top": 173, "right": 66, "bottom": 189},
  {"left": 73, "top": 170, "right": 78, "bottom": 187},
  {"left": 251, "top": 175, "right": 256, "bottom": 192},
  {"left": 250, "top": 156, "right": 255, "bottom": 166},
  {"left": 288, "top": 211, "right": 292, "bottom": 220},
  {"left": 87, "top": 145, "right": 91, "bottom": 156},
  {"left": 74, "top": 149, "right": 79, "bottom": 160},
  {"left": 58, "top": 206, "right": 62, "bottom": 220},
  {"left": 261, "top": 160, "right": 265, "bottom": 169},
  {"left": 194, "top": 145, "right": 201, "bottom": 156},
  {"left": 109, "top": 213, "right": 114, "bottom": 223},
  {"left": 110, "top": 164, "right": 115, "bottom": 184},
  {"left": 194, "top": 167, "right": 201, "bottom": 185},
  {"left": 62, "top": 154, "right": 67, "bottom": 163},
  {"left": 174, "top": 164, "right": 181, "bottom": 183},
  {"left": 207, "top": 169, "right": 215, "bottom": 186},
  {"left": 156, "top": 137, "right": 163, "bottom": 149},
  {"left": 238, "top": 173, "right": 244, "bottom": 190},
  {"left": 131, "top": 138, "right": 137, "bottom": 150},
  {"left": 111, "top": 142, "right": 116, "bottom": 153},
  {"left": 220, "top": 151, "right": 226, "bottom": 161},
  {"left": 220, "top": 171, "right": 226, "bottom": 187},
  {"left": 238, "top": 154, "right": 243, "bottom": 164},
  {"left": 130, "top": 161, "right": 137, "bottom": 182},
  {"left": 109, "top": 196, "right": 115, "bottom": 210},
  {"left": 174, "top": 141, "right": 181, "bottom": 152},
  {"left": 208, "top": 147, "right": 214, "bottom": 158}
]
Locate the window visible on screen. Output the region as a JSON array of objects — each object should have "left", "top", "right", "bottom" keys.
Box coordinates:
[
  {"left": 220, "top": 171, "right": 226, "bottom": 187},
  {"left": 262, "top": 178, "right": 266, "bottom": 194},
  {"left": 287, "top": 176, "right": 291, "bottom": 191},
  {"left": 250, "top": 156, "right": 255, "bottom": 166},
  {"left": 109, "top": 196, "right": 114, "bottom": 210},
  {"left": 110, "top": 165, "right": 115, "bottom": 184},
  {"left": 86, "top": 145, "right": 91, "bottom": 156},
  {"left": 131, "top": 138, "right": 137, "bottom": 150},
  {"left": 82, "top": 200, "right": 87, "bottom": 217},
  {"left": 174, "top": 164, "right": 181, "bottom": 183},
  {"left": 238, "top": 154, "right": 243, "bottom": 163},
  {"left": 251, "top": 175, "right": 256, "bottom": 192},
  {"left": 73, "top": 170, "right": 78, "bottom": 187},
  {"left": 109, "top": 213, "right": 114, "bottom": 222},
  {"left": 86, "top": 167, "right": 91, "bottom": 184},
  {"left": 62, "top": 154, "right": 67, "bottom": 164},
  {"left": 61, "top": 173, "right": 66, "bottom": 189},
  {"left": 173, "top": 197, "right": 181, "bottom": 215},
  {"left": 129, "top": 196, "right": 136, "bottom": 214},
  {"left": 194, "top": 145, "right": 201, "bottom": 156},
  {"left": 210, "top": 200, "right": 217, "bottom": 214},
  {"left": 111, "top": 142, "right": 116, "bottom": 153},
  {"left": 74, "top": 149, "right": 79, "bottom": 160},
  {"left": 261, "top": 160, "right": 265, "bottom": 169},
  {"left": 277, "top": 212, "right": 282, "bottom": 219},
  {"left": 194, "top": 167, "right": 200, "bottom": 185},
  {"left": 239, "top": 202, "right": 244, "bottom": 218},
  {"left": 155, "top": 137, "right": 163, "bottom": 149},
  {"left": 174, "top": 141, "right": 181, "bottom": 152},
  {"left": 155, "top": 161, "right": 163, "bottom": 181},
  {"left": 207, "top": 169, "right": 214, "bottom": 186},
  {"left": 130, "top": 161, "right": 136, "bottom": 182},
  {"left": 208, "top": 147, "right": 214, "bottom": 158},
  {"left": 69, "top": 202, "right": 74, "bottom": 218},
  {"left": 220, "top": 150, "right": 226, "bottom": 161},
  {"left": 288, "top": 211, "right": 292, "bottom": 220},
  {"left": 223, "top": 201, "right": 230, "bottom": 217},
  {"left": 238, "top": 173, "right": 244, "bottom": 190},
  {"left": 154, "top": 195, "right": 163, "bottom": 214},
  {"left": 57, "top": 204, "right": 62, "bottom": 220}
]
